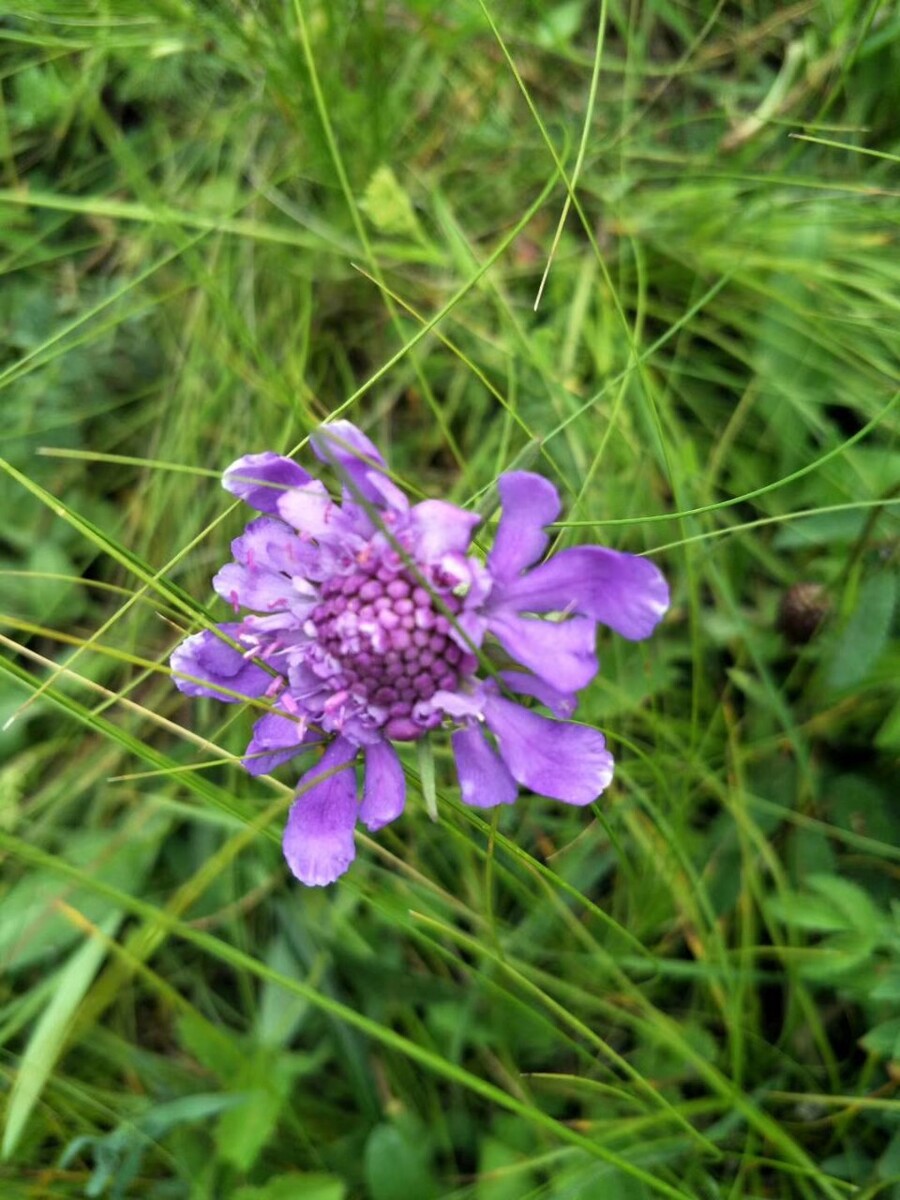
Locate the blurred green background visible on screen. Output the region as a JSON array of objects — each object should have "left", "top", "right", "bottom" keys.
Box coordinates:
[{"left": 1, "top": 2, "right": 898, "bottom": 1198}]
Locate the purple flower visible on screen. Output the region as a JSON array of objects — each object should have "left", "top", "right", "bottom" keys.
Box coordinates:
[{"left": 170, "top": 421, "right": 669, "bottom": 886}]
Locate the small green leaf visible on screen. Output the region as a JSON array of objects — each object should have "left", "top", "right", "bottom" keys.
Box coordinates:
[
  {"left": 215, "top": 1083, "right": 282, "bottom": 1172},
  {"left": 806, "top": 874, "right": 884, "bottom": 932},
  {"left": 255, "top": 934, "right": 311, "bottom": 1048},
  {"left": 825, "top": 569, "right": 897, "bottom": 691},
  {"left": 860, "top": 1017, "right": 900, "bottom": 1061},
  {"left": 871, "top": 970, "right": 900, "bottom": 1002},
  {"left": 535, "top": 0, "right": 586, "bottom": 48},
  {"left": 875, "top": 698, "right": 900, "bottom": 750},
  {"left": 477, "top": 1137, "right": 537, "bottom": 1200},
  {"left": 213, "top": 1047, "right": 326, "bottom": 1172},
  {"left": 364, "top": 1119, "right": 438, "bottom": 1200},
  {"left": 234, "top": 1175, "right": 346, "bottom": 1200},
  {"left": 766, "top": 891, "right": 853, "bottom": 933},
  {"left": 361, "top": 166, "right": 421, "bottom": 239},
  {"left": 177, "top": 1011, "right": 245, "bottom": 1078}
]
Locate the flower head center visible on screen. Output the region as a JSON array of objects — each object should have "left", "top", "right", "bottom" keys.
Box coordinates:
[{"left": 307, "top": 557, "right": 474, "bottom": 740}]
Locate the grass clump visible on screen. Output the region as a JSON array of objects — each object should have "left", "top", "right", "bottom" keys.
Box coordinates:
[{"left": 1, "top": 2, "right": 899, "bottom": 1198}]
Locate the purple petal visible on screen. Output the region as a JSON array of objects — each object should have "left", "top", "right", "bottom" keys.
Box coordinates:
[
  {"left": 484, "top": 694, "right": 614, "bottom": 805},
  {"left": 410, "top": 500, "right": 480, "bottom": 560},
  {"left": 492, "top": 546, "right": 669, "bottom": 641},
  {"left": 499, "top": 671, "right": 577, "bottom": 719},
  {"left": 170, "top": 626, "right": 273, "bottom": 703},
  {"left": 351, "top": 470, "right": 409, "bottom": 519},
  {"left": 487, "top": 609, "right": 598, "bottom": 692},
  {"left": 311, "top": 420, "right": 407, "bottom": 512},
  {"left": 223, "top": 452, "right": 311, "bottom": 514},
  {"left": 243, "top": 708, "right": 317, "bottom": 776},
  {"left": 283, "top": 738, "right": 359, "bottom": 886},
  {"left": 487, "top": 471, "right": 561, "bottom": 581},
  {"left": 276, "top": 480, "right": 358, "bottom": 541},
  {"left": 360, "top": 741, "right": 406, "bottom": 831},
  {"left": 232, "top": 516, "right": 319, "bottom": 576},
  {"left": 451, "top": 724, "right": 518, "bottom": 808},
  {"left": 213, "top": 562, "right": 314, "bottom": 616}
]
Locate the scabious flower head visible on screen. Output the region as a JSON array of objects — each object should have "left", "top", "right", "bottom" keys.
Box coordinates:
[{"left": 170, "top": 422, "right": 669, "bottom": 885}]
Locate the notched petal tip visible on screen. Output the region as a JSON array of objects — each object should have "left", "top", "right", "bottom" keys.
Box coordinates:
[
  {"left": 493, "top": 545, "right": 670, "bottom": 641},
  {"left": 487, "top": 470, "right": 562, "bottom": 581},
  {"left": 283, "top": 739, "right": 360, "bottom": 886},
  {"left": 484, "top": 694, "right": 614, "bottom": 806},
  {"left": 360, "top": 741, "right": 406, "bottom": 830},
  {"left": 451, "top": 724, "right": 518, "bottom": 808},
  {"left": 487, "top": 609, "right": 598, "bottom": 694}
]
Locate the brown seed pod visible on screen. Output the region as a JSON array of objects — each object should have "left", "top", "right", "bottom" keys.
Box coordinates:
[{"left": 777, "top": 582, "right": 830, "bottom": 645}]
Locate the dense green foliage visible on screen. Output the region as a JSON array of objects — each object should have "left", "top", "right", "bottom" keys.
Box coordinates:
[{"left": 1, "top": 2, "right": 899, "bottom": 1197}]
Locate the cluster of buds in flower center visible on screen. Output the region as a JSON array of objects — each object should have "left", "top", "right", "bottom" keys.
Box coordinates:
[{"left": 306, "top": 555, "right": 477, "bottom": 741}]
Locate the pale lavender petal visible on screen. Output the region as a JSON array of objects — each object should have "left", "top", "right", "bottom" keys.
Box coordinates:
[
  {"left": 499, "top": 671, "right": 577, "bottom": 719},
  {"left": 223, "top": 452, "right": 311, "bottom": 513},
  {"left": 213, "top": 562, "right": 314, "bottom": 616},
  {"left": 484, "top": 694, "right": 614, "bottom": 805},
  {"left": 243, "top": 709, "right": 318, "bottom": 776},
  {"left": 232, "top": 516, "right": 318, "bottom": 576},
  {"left": 311, "top": 420, "right": 407, "bottom": 512},
  {"left": 311, "top": 420, "right": 384, "bottom": 471},
  {"left": 285, "top": 663, "right": 329, "bottom": 715},
  {"left": 410, "top": 500, "right": 480, "bottom": 560},
  {"left": 360, "top": 741, "right": 406, "bottom": 831},
  {"left": 429, "top": 683, "right": 488, "bottom": 721},
  {"left": 276, "top": 480, "right": 357, "bottom": 541},
  {"left": 170, "top": 626, "right": 272, "bottom": 702},
  {"left": 451, "top": 724, "right": 517, "bottom": 808},
  {"left": 354, "top": 470, "right": 409, "bottom": 518},
  {"left": 283, "top": 738, "right": 359, "bottom": 886},
  {"left": 492, "top": 546, "right": 669, "bottom": 641},
  {"left": 487, "top": 471, "right": 561, "bottom": 581},
  {"left": 487, "top": 609, "right": 598, "bottom": 692}
]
